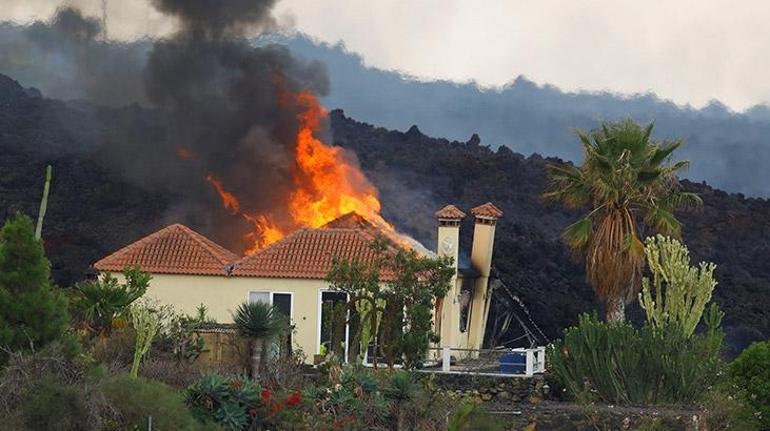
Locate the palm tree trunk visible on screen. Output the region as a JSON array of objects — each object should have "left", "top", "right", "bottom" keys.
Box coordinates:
[
  {"left": 250, "top": 337, "right": 263, "bottom": 380},
  {"left": 606, "top": 297, "right": 626, "bottom": 322}
]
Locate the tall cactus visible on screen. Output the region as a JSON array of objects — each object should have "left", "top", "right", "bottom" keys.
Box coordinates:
[
  {"left": 35, "top": 165, "right": 52, "bottom": 240},
  {"left": 130, "top": 305, "right": 159, "bottom": 378},
  {"left": 638, "top": 235, "right": 718, "bottom": 336}
]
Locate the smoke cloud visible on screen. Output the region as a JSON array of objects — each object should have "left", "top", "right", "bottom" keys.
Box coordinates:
[
  {"left": 0, "top": 7, "right": 149, "bottom": 106},
  {"left": 0, "top": 1, "right": 336, "bottom": 252}
]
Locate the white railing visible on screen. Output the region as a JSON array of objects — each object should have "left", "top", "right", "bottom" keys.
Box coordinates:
[{"left": 426, "top": 346, "right": 546, "bottom": 377}]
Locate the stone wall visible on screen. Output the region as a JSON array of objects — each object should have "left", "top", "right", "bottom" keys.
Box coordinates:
[
  {"left": 423, "top": 372, "right": 703, "bottom": 430},
  {"left": 425, "top": 372, "right": 546, "bottom": 403}
]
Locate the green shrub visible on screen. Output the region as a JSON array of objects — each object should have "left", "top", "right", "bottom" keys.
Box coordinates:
[
  {"left": 21, "top": 378, "right": 91, "bottom": 431},
  {"left": 70, "top": 267, "right": 150, "bottom": 337},
  {"left": 100, "top": 374, "right": 213, "bottom": 431},
  {"left": 700, "top": 384, "right": 762, "bottom": 430},
  {"left": 548, "top": 311, "right": 723, "bottom": 405},
  {"left": 730, "top": 340, "right": 770, "bottom": 428}
]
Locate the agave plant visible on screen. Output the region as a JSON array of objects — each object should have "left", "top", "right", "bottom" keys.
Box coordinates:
[{"left": 232, "top": 301, "right": 285, "bottom": 379}]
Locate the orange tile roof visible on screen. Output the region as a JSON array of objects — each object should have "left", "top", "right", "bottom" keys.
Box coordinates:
[
  {"left": 470, "top": 202, "right": 504, "bottom": 219},
  {"left": 231, "top": 227, "right": 399, "bottom": 280},
  {"left": 94, "top": 224, "right": 238, "bottom": 276},
  {"left": 434, "top": 204, "right": 466, "bottom": 219}
]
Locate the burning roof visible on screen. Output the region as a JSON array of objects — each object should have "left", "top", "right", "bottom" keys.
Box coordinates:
[{"left": 93, "top": 212, "right": 410, "bottom": 279}]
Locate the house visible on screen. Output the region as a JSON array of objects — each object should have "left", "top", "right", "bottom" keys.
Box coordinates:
[{"left": 94, "top": 203, "right": 503, "bottom": 363}]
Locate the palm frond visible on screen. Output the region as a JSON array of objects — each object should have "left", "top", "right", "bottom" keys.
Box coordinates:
[
  {"left": 644, "top": 206, "right": 682, "bottom": 236},
  {"left": 562, "top": 216, "right": 593, "bottom": 250},
  {"left": 649, "top": 141, "right": 682, "bottom": 167}
]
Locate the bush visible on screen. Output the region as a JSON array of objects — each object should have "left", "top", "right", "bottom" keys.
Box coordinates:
[
  {"left": 700, "top": 384, "right": 762, "bottom": 430},
  {"left": 21, "top": 378, "right": 91, "bottom": 431},
  {"left": 185, "top": 373, "right": 307, "bottom": 431},
  {"left": 730, "top": 340, "right": 770, "bottom": 428},
  {"left": 99, "top": 374, "right": 214, "bottom": 431},
  {"left": 548, "top": 310, "right": 723, "bottom": 405},
  {"left": 0, "top": 342, "right": 86, "bottom": 415}
]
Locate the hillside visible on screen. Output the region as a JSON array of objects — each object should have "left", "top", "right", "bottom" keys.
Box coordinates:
[{"left": 0, "top": 73, "right": 768, "bottom": 353}]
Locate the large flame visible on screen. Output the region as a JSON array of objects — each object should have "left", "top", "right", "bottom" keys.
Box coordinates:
[{"left": 205, "top": 89, "right": 424, "bottom": 255}]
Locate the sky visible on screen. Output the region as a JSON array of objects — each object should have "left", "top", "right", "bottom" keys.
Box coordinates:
[{"left": 4, "top": 0, "right": 770, "bottom": 112}]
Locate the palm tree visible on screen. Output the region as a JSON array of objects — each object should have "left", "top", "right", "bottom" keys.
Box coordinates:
[
  {"left": 545, "top": 119, "right": 700, "bottom": 321},
  {"left": 232, "top": 301, "right": 284, "bottom": 379}
]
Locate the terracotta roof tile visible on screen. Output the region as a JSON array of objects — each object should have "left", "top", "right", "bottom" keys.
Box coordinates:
[
  {"left": 470, "top": 202, "right": 504, "bottom": 219},
  {"left": 232, "top": 226, "right": 399, "bottom": 280},
  {"left": 434, "top": 204, "right": 466, "bottom": 219},
  {"left": 94, "top": 224, "right": 237, "bottom": 276}
]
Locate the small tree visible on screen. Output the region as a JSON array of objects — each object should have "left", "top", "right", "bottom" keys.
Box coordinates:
[
  {"left": 0, "top": 214, "right": 68, "bottom": 358},
  {"left": 70, "top": 267, "right": 150, "bottom": 336},
  {"left": 232, "top": 301, "right": 284, "bottom": 380},
  {"left": 639, "top": 235, "right": 718, "bottom": 336},
  {"left": 327, "top": 237, "right": 454, "bottom": 369}
]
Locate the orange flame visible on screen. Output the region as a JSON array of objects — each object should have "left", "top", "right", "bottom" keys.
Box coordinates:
[
  {"left": 286, "top": 91, "right": 384, "bottom": 231},
  {"left": 206, "top": 173, "right": 240, "bottom": 215},
  {"left": 205, "top": 87, "right": 422, "bottom": 254}
]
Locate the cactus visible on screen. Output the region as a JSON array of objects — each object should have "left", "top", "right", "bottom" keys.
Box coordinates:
[
  {"left": 35, "top": 165, "right": 52, "bottom": 240},
  {"left": 547, "top": 313, "right": 723, "bottom": 405},
  {"left": 130, "top": 305, "right": 160, "bottom": 378},
  {"left": 638, "top": 235, "right": 718, "bottom": 337}
]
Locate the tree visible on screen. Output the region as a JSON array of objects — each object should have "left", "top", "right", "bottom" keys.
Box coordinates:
[
  {"left": 327, "top": 237, "right": 454, "bottom": 369},
  {"left": 639, "top": 235, "right": 718, "bottom": 336},
  {"left": 232, "top": 301, "right": 285, "bottom": 380},
  {"left": 70, "top": 267, "right": 150, "bottom": 336},
  {"left": 0, "top": 213, "right": 68, "bottom": 357},
  {"left": 545, "top": 119, "right": 700, "bottom": 321}
]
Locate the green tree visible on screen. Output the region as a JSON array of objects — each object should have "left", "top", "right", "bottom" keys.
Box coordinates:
[
  {"left": 639, "top": 235, "right": 718, "bottom": 336},
  {"left": 70, "top": 267, "right": 150, "bottom": 336},
  {"left": 545, "top": 119, "right": 700, "bottom": 321},
  {"left": 327, "top": 237, "right": 454, "bottom": 369},
  {"left": 0, "top": 214, "right": 68, "bottom": 357}
]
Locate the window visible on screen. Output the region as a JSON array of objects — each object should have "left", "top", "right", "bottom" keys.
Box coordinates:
[
  {"left": 248, "top": 291, "right": 294, "bottom": 357},
  {"left": 249, "top": 291, "right": 270, "bottom": 305}
]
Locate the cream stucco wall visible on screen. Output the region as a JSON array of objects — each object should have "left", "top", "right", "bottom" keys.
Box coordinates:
[{"left": 113, "top": 273, "right": 331, "bottom": 363}]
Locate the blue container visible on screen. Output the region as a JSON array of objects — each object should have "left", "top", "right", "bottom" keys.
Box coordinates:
[{"left": 498, "top": 352, "right": 526, "bottom": 374}]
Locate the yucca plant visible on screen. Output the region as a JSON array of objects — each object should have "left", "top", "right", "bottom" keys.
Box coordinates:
[
  {"left": 232, "top": 301, "right": 285, "bottom": 379},
  {"left": 545, "top": 119, "right": 701, "bottom": 321}
]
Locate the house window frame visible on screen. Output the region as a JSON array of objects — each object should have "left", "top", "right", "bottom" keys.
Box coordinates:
[
  {"left": 316, "top": 289, "right": 350, "bottom": 361},
  {"left": 247, "top": 291, "right": 295, "bottom": 324}
]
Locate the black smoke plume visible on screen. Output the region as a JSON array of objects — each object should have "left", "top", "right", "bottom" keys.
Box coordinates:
[
  {"left": 136, "top": 0, "right": 329, "bottom": 248},
  {"left": 1, "top": 2, "right": 331, "bottom": 252}
]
